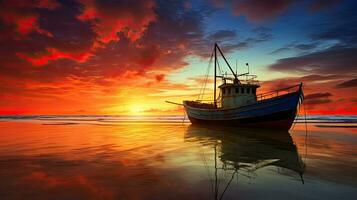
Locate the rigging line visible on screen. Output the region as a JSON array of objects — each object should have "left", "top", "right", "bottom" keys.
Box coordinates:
[
  {"left": 290, "top": 100, "right": 301, "bottom": 131},
  {"left": 303, "top": 101, "right": 308, "bottom": 165},
  {"left": 198, "top": 51, "right": 214, "bottom": 100},
  {"left": 219, "top": 171, "right": 237, "bottom": 200},
  {"left": 214, "top": 143, "right": 219, "bottom": 200},
  {"left": 200, "top": 147, "right": 214, "bottom": 200},
  {"left": 201, "top": 53, "right": 213, "bottom": 100},
  {"left": 200, "top": 55, "right": 212, "bottom": 100}
]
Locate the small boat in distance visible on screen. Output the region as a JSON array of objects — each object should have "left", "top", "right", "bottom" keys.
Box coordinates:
[{"left": 182, "top": 43, "right": 304, "bottom": 131}]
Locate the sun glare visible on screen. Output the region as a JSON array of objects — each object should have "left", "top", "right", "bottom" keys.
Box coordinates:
[{"left": 130, "top": 104, "right": 144, "bottom": 115}]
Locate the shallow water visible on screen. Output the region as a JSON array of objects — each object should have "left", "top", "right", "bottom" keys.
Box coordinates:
[{"left": 0, "top": 116, "right": 356, "bottom": 200}]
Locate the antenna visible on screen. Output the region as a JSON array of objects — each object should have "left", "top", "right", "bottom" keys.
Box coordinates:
[{"left": 246, "top": 63, "right": 249, "bottom": 74}]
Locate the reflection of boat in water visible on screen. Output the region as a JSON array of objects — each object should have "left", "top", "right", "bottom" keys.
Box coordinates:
[
  {"left": 181, "top": 44, "right": 304, "bottom": 131},
  {"left": 185, "top": 125, "right": 306, "bottom": 200}
]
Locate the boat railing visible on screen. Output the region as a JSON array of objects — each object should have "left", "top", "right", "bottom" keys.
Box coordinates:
[
  {"left": 222, "top": 74, "right": 260, "bottom": 86},
  {"left": 256, "top": 84, "right": 301, "bottom": 101},
  {"left": 238, "top": 74, "right": 259, "bottom": 84},
  {"left": 240, "top": 79, "right": 260, "bottom": 86}
]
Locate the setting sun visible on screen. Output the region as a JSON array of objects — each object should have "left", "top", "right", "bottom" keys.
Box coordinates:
[{"left": 129, "top": 104, "right": 144, "bottom": 115}]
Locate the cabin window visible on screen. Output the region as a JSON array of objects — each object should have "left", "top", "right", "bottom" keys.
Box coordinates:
[
  {"left": 227, "top": 88, "right": 231, "bottom": 94},
  {"left": 222, "top": 88, "right": 225, "bottom": 95},
  {"left": 252, "top": 88, "right": 256, "bottom": 94},
  {"left": 241, "top": 87, "right": 244, "bottom": 94},
  {"left": 235, "top": 88, "right": 239, "bottom": 94},
  {"left": 247, "top": 87, "right": 250, "bottom": 94}
]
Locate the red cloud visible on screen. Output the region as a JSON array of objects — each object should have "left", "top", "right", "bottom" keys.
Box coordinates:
[
  {"left": 0, "top": 0, "right": 59, "bottom": 37},
  {"left": 15, "top": 14, "right": 53, "bottom": 37},
  {"left": 232, "top": 0, "right": 294, "bottom": 22},
  {"left": 16, "top": 48, "right": 93, "bottom": 66},
  {"left": 77, "top": 0, "right": 156, "bottom": 46},
  {"left": 155, "top": 74, "right": 165, "bottom": 82}
]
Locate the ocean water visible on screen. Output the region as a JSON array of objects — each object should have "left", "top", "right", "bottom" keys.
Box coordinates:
[{"left": 0, "top": 115, "right": 356, "bottom": 200}]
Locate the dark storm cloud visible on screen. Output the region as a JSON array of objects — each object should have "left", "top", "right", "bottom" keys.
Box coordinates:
[{"left": 336, "top": 78, "right": 357, "bottom": 88}]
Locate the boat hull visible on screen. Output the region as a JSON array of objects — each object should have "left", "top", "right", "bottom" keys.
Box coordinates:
[{"left": 184, "top": 89, "right": 303, "bottom": 131}]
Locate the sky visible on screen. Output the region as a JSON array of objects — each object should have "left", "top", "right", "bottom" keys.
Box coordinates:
[{"left": 0, "top": 0, "right": 356, "bottom": 115}]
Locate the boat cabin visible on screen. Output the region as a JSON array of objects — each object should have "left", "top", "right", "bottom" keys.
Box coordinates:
[{"left": 219, "top": 82, "right": 260, "bottom": 108}]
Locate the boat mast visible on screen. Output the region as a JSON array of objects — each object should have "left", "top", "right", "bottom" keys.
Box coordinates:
[
  {"left": 214, "top": 43, "right": 217, "bottom": 107},
  {"left": 215, "top": 44, "right": 240, "bottom": 84}
]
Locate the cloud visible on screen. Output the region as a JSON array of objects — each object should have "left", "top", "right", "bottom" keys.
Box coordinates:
[
  {"left": 77, "top": 0, "right": 156, "bottom": 46},
  {"left": 231, "top": 0, "right": 294, "bottom": 22},
  {"left": 305, "top": 92, "right": 332, "bottom": 99},
  {"left": 208, "top": 30, "right": 237, "bottom": 41},
  {"left": 270, "top": 47, "right": 291, "bottom": 55},
  {"left": 309, "top": 0, "right": 340, "bottom": 12},
  {"left": 8, "top": 0, "right": 158, "bottom": 67},
  {"left": 155, "top": 74, "right": 165, "bottom": 82},
  {"left": 0, "top": 0, "right": 60, "bottom": 37},
  {"left": 16, "top": 48, "right": 93, "bottom": 66},
  {"left": 304, "top": 92, "right": 333, "bottom": 105},
  {"left": 247, "top": 27, "right": 273, "bottom": 42},
  {"left": 268, "top": 46, "right": 357, "bottom": 74},
  {"left": 215, "top": 26, "right": 272, "bottom": 54},
  {"left": 336, "top": 78, "right": 357, "bottom": 88},
  {"left": 210, "top": 0, "right": 225, "bottom": 8},
  {"left": 0, "top": 0, "right": 217, "bottom": 114},
  {"left": 310, "top": 8, "right": 357, "bottom": 45},
  {"left": 270, "top": 42, "right": 318, "bottom": 55},
  {"left": 294, "top": 43, "right": 317, "bottom": 51}
]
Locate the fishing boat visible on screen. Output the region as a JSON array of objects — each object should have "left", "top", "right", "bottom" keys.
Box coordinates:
[{"left": 182, "top": 43, "right": 304, "bottom": 131}]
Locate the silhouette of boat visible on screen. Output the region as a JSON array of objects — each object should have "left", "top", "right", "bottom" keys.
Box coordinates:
[
  {"left": 182, "top": 44, "right": 304, "bottom": 131},
  {"left": 185, "top": 125, "right": 306, "bottom": 200}
]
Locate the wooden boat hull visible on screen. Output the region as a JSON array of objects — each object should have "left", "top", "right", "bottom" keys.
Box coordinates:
[{"left": 183, "top": 89, "right": 303, "bottom": 131}]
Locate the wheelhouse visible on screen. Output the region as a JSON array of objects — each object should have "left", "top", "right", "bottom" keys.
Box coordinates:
[{"left": 219, "top": 82, "right": 260, "bottom": 108}]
